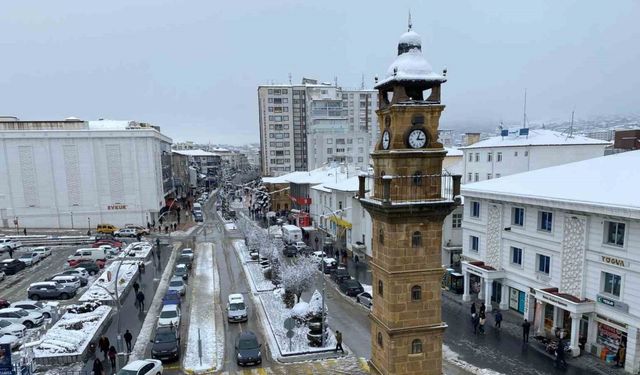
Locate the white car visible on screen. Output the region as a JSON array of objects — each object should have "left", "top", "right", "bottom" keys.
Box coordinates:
[
  {"left": 293, "top": 241, "right": 307, "bottom": 251},
  {"left": 0, "top": 333, "right": 20, "bottom": 350},
  {"left": 99, "top": 245, "right": 120, "bottom": 257},
  {"left": 180, "top": 248, "right": 193, "bottom": 259},
  {"left": 0, "top": 320, "right": 26, "bottom": 338},
  {"left": 11, "top": 300, "right": 57, "bottom": 319},
  {"left": 157, "top": 304, "right": 181, "bottom": 330},
  {"left": 31, "top": 247, "right": 52, "bottom": 258},
  {"left": 0, "top": 308, "right": 44, "bottom": 328},
  {"left": 55, "top": 268, "right": 89, "bottom": 286},
  {"left": 310, "top": 251, "right": 327, "bottom": 262},
  {"left": 116, "top": 359, "right": 163, "bottom": 375},
  {"left": 114, "top": 228, "right": 137, "bottom": 237},
  {"left": 17, "top": 252, "right": 41, "bottom": 267},
  {"left": 49, "top": 275, "right": 81, "bottom": 291},
  {"left": 0, "top": 239, "right": 21, "bottom": 252},
  {"left": 167, "top": 277, "right": 186, "bottom": 296}
]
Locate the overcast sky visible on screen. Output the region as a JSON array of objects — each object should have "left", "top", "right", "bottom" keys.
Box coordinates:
[{"left": 1, "top": 1, "right": 638, "bottom": 144}]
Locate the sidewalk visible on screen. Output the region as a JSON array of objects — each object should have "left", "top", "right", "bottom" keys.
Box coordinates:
[{"left": 443, "top": 291, "right": 626, "bottom": 375}]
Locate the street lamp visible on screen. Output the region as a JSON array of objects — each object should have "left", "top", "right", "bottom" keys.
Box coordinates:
[
  {"left": 314, "top": 236, "right": 327, "bottom": 347},
  {"left": 70, "top": 212, "right": 74, "bottom": 229},
  {"left": 88, "top": 217, "right": 91, "bottom": 235}
]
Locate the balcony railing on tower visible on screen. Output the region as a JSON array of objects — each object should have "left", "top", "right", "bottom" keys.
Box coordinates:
[{"left": 358, "top": 173, "right": 461, "bottom": 204}]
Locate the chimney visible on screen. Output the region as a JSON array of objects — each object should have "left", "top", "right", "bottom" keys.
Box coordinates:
[{"left": 464, "top": 133, "right": 481, "bottom": 146}]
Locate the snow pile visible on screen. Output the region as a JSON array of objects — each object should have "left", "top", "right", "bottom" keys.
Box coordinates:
[
  {"left": 79, "top": 261, "right": 139, "bottom": 302},
  {"left": 443, "top": 344, "right": 505, "bottom": 375},
  {"left": 362, "top": 284, "right": 372, "bottom": 295},
  {"left": 290, "top": 302, "right": 309, "bottom": 319},
  {"left": 33, "top": 306, "right": 112, "bottom": 357},
  {"left": 307, "top": 290, "right": 326, "bottom": 316}
]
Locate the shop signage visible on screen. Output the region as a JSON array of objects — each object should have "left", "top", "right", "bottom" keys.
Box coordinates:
[
  {"left": 601, "top": 255, "right": 629, "bottom": 268},
  {"left": 107, "top": 204, "right": 128, "bottom": 210},
  {"left": 466, "top": 268, "right": 482, "bottom": 277},
  {"left": 540, "top": 293, "right": 569, "bottom": 308},
  {"left": 597, "top": 294, "right": 629, "bottom": 313}
]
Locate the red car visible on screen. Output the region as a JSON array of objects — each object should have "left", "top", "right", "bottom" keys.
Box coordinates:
[
  {"left": 92, "top": 239, "right": 123, "bottom": 248},
  {"left": 0, "top": 299, "right": 9, "bottom": 309},
  {"left": 68, "top": 259, "right": 106, "bottom": 269}
]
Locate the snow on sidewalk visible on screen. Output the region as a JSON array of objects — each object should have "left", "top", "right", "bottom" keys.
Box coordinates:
[{"left": 183, "top": 242, "right": 222, "bottom": 373}]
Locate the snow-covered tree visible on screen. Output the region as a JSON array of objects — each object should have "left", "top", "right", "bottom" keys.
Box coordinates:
[{"left": 282, "top": 256, "right": 317, "bottom": 303}]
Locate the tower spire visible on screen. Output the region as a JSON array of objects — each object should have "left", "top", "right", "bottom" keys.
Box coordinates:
[{"left": 408, "top": 10, "right": 412, "bottom": 31}]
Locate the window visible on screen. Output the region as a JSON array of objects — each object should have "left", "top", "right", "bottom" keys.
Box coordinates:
[
  {"left": 470, "top": 235, "right": 479, "bottom": 252},
  {"left": 468, "top": 153, "right": 473, "bottom": 162},
  {"left": 452, "top": 213, "right": 462, "bottom": 228},
  {"left": 512, "top": 207, "right": 525, "bottom": 226},
  {"left": 378, "top": 228, "right": 384, "bottom": 244},
  {"left": 605, "top": 221, "right": 625, "bottom": 247},
  {"left": 377, "top": 332, "right": 383, "bottom": 347},
  {"left": 537, "top": 254, "right": 550, "bottom": 274},
  {"left": 524, "top": 151, "right": 529, "bottom": 156},
  {"left": 496, "top": 173, "right": 501, "bottom": 178},
  {"left": 514, "top": 151, "right": 518, "bottom": 157},
  {"left": 538, "top": 211, "right": 553, "bottom": 232},
  {"left": 358, "top": 157, "right": 363, "bottom": 162},
  {"left": 471, "top": 201, "right": 480, "bottom": 218},
  {"left": 602, "top": 272, "right": 621, "bottom": 297},
  {"left": 327, "top": 148, "right": 333, "bottom": 154},
  {"left": 511, "top": 247, "right": 523, "bottom": 265},
  {"left": 487, "top": 152, "right": 493, "bottom": 162},
  {"left": 468, "top": 173, "right": 472, "bottom": 182},
  {"left": 378, "top": 280, "right": 384, "bottom": 296},
  {"left": 474, "top": 173, "right": 479, "bottom": 182},
  {"left": 497, "top": 152, "right": 502, "bottom": 162},
  {"left": 411, "top": 339, "right": 423, "bottom": 354},
  {"left": 475, "top": 153, "right": 479, "bottom": 162},
  {"left": 411, "top": 231, "right": 422, "bottom": 247},
  {"left": 411, "top": 286, "right": 422, "bottom": 301},
  {"left": 487, "top": 173, "right": 492, "bottom": 180},
  {"left": 327, "top": 139, "right": 333, "bottom": 144}
]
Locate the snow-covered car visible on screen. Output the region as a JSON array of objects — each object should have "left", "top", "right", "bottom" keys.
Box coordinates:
[
  {"left": 31, "top": 246, "right": 52, "bottom": 258},
  {"left": 0, "top": 308, "right": 44, "bottom": 328},
  {"left": 99, "top": 245, "right": 120, "bottom": 258},
  {"left": 292, "top": 241, "right": 307, "bottom": 251},
  {"left": 167, "top": 277, "right": 186, "bottom": 296},
  {"left": 157, "top": 304, "right": 181, "bottom": 330},
  {"left": 27, "top": 281, "right": 77, "bottom": 301},
  {"left": 227, "top": 294, "right": 247, "bottom": 323},
  {"left": 0, "top": 333, "right": 20, "bottom": 350},
  {"left": 356, "top": 292, "right": 373, "bottom": 308},
  {"left": 10, "top": 301, "right": 56, "bottom": 319},
  {"left": 116, "top": 358, "right": 163, "bottom": 374},
  {"left": 54, "top": 268, "right": 89, "bottom": 286},
  {"left": 180, "top": 248, "right": 193, "bottom": 259},
  {"left": 0, "top": 320, "right": 26, "bottom": 338},
  {"left": 17, "top": 252, "right": 41, "bottom": 267},
  {"left": 48, "top": 275, "right": 81, "bottom": 292}
]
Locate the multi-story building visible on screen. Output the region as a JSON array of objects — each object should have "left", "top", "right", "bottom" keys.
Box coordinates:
[
  {"left": 171, "top": 149, "right": 221, "bottom": 189},
  {"left": 460, "top": 129, "right": 609, "bottom": 184},
  {"left": 257, "top": 79, "right": 377, "bottom": 176},
  {"left": 0, "top": 118, "right": 173, "bottom": 228},
  {"left": 460, "top": 151, "right": 640, "bottom": 373},
  {"left": 614, "top": 129, "right": 640, "bottom": 151}
]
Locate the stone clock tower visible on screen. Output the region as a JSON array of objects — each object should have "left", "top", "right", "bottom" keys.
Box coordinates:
[{"left": 358, "top": 22, "right": 461, "bottom": 375}]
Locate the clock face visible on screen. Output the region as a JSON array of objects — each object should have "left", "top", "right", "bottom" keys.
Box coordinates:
[
  {"left": 408, "top": 129, "right": 427, "bottom": 149},
  {"left": 382, "top": 130, "right": 390, "bottom": 150}
]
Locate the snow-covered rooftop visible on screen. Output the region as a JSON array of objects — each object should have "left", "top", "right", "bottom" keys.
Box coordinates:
[
  {"left": 172, "top": 149, "right": 218, "bottom": 157},
  {"left": 265, "top": 165, "right": 360, "bottom": 186},
  {"left": 87, "top": 120, "right": 134, "bottom": 130},
  {"left": 459, "top": 129, "right": 610, "bottom": 150},
  {"left": 462, "top": 150, "right": 640, "bottom": 215},
  {"left": 321, "top": 176, "right": 360, "bottom": 192},
  {"left": 445, "top": 147, "right": 463, "bottom": 157}
]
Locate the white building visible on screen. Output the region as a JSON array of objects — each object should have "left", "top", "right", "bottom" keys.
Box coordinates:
[
  {"left": 0, "top": 118, "right": 173, "bottom": 229},
  {"left": 459, "top": 129, "right": 609, "bottom": 184},
  {"left": 460, "top": 151, "right": 640, "bottom": 372}
]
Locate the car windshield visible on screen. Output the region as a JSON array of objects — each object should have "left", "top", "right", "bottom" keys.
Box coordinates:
[
  {"left": 230, "top": 303, "right": 245, "bottom": 311},
  {"left": 16, "top": 310, "right": 27, "bottom": 317},
  {"left": 160, "top": 310, "right": 178, "bottom": 319},
  {"left": 0, "top": 321, "right": 9, "bottom": 328},
  {"left": 117, "top": 369, "right": 138, "bottom": 374},
  {"left": 169, "top": 281, "right": 183, "bottom": 287},
  {"left": 238, "top": 338, "right": 258, "bottom": 350},
  {"left": 154, "top": 332, "right": 176, "bottom": 343}
]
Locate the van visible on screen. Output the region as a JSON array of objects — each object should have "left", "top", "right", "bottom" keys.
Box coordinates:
[
  {"left": 227, "top": 294, "right": 247, "bottom": 322},
  {"left": 67, "top": 247, "right": 107, "bottom": 266},
  {"left": 96, "top": 224, "right": 118, "bottom": 234},
  {"left": 281, "top": 225, "right": 302, "bottom": 244}
]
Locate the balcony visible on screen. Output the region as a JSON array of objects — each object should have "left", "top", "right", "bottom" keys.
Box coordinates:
[{"left": 358, "top": 173, "right": 461, "bottom": 205}]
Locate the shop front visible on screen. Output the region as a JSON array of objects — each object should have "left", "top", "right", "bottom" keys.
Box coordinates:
[
  {"left": 508, "top": 287, "right": 527, "bottom": 314},
  {"left": 461, "top": 261, "right": 505, "bottom": 312}
]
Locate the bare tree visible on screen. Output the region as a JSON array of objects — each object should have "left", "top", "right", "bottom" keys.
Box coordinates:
[{"left": 282, "top": 256, "right": 317, "bottom": 303}]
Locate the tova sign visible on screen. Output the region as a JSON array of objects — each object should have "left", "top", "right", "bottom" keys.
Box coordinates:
[{"left": 601, "top": 255, "right": 629, "bottom": 268}]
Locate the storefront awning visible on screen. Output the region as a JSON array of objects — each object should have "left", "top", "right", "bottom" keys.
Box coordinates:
[
  {"left": 533, "top": 287, "right": 595, "bottom": 314},
  {"left": 462, "top": 261, "right": 505, "bottom": 280},
  {"left": 329, "top": 215, "right": 352, "bottom": 229}
]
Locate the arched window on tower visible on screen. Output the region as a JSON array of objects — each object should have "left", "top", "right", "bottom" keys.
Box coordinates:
[
  {"left": 411, "top": 231, "right": 422, "bottom": 248},
  {"left": 377, "top": 332, "right": 384, "bottom": 348},
  {"left": 378, "top": 280, "right": 384, "bottom": 296},
  {"left": 378, "top": 228, "right": 384, "bottom": 244},
  {"left": 411, "top": 339, "right": 423, "bottom": 354},
  {"left": 411, "top": 285, "right": 422, "bottom": 301}
]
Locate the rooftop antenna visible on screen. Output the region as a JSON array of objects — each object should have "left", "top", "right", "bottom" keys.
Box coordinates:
[
  {"left": 568, "top": 109, "right": 575, "bottom": 138},
  {"left": 360, "top": 74, "right": 365, "bottom": 90},
  {"left": 288, "top": 73, "right": 292, "bottom": 85},
  {"left": 334, "top": 76, "right": 338, "bottom": 88},
  {"left": 522, "top": 88, "right": 528, "bottom": 129},
  {"left": 408, "top": 10, "right": 412, "bottom": 31}
]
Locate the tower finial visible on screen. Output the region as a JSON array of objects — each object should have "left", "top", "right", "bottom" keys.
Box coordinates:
[{"left": 408, "top": 10, "right": 412, "bottom": 31}]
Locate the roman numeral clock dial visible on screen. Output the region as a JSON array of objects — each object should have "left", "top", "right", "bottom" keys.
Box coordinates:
[{"left": 408, "top": 129, "right": 427, "bottom": 148}]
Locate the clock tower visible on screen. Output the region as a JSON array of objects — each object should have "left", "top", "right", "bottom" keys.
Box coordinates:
[{"left": 358, "top": 21, "right": 461, "bottom": 375}]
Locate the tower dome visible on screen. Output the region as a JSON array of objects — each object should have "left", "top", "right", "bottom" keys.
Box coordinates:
[{"left": 397, "top": 30, "right": 421, "bottom": 55}]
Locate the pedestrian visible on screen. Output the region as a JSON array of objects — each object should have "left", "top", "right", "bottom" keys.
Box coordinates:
[
  {"left": 8, "top": 247, "right": 13, "bottom": 259},
  {"left": 92, "top": 358, "right": 104, "bottom": 375},
  {"left": 136, "top": 290, "right": 145, "bottom": 312},
  {"left": 23, "top": 228, "right": 27, "bottom": 236},
  {"left": 133, "top": 281, "right": 140, "bottom": 295},
  {"left": 334, "top": 330, "right": 344, "bottom": 353},
  {"left": 479, "top": 312, "right": 486, "bottom": 334},
  {"left": 480, "top": 302, "right": 486, "bottom": 316},
  {"left": 335, "top": 249, "right": 339, "bottom": 259},
  {"left": 522, "top": 319, "right": 531, "bottom": 343},
  {"left": 615, "top": 342, "right": 626, "bottom": 367},
  {"left": 136, "top": 234, "right": 141, "bottom": 242},
  {"left": 87, "top": 229, "right": 92, "bottom": 237},
  {"left": 108, "top": 345, "right": 117, "bottom": 368},
  {"left": 354, "top": 254, "right": 359, "bottom": 265},
  {"left": 555, "top": 339, "right": 567, "bottom": 368},
  {"left": 99, "top": 336, "right": 110, "bottom": 360},
  {"left": 165, "top": 225, "right": 168, "bottom": 234},
  {"left": 472, "top": 314, "right": 479, "bottom": 334},
  {"left": 470, "top": 302, "right": 477, "bottom": 318},
  {"left": 156, "top": 238, "right": 161, "bottom": 248},
  {"left": 124, "top": 329, "right": 133, "bottom": 352},
  {"left": 147, "top": 222, "right": 151, "bottom": 230},
  {"left": 494, "top": 310, "right": 503, "bottom": 329}
]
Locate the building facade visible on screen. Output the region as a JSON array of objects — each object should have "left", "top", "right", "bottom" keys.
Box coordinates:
[
  {"left": 257, "top": 80, "right": 377, "bottom": 176},
  {"left": 0, "top": 118, "right": 173, "bottom": 229},
  {"left": 461, "top": 151, "right": 640, "bottom": 373},
  {"left": 460, "top": 129, "right": 609, "bottom": 184}
]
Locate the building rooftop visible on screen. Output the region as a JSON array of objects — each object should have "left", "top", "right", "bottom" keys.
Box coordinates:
[
  {"left": 445, "top": 147, "right": 463, "bottom": 157},
  {"left": 263, "top": 165, "right": 360, "bottom": 186},
  {"left": 459, "top": 129, "right": 610, "bottom": 150},
  {"left": 462, "top": 150, "right": 640, "bottom": 214},
  {"left": 171, "top": 149, "right": 218, "bottom": 157}
]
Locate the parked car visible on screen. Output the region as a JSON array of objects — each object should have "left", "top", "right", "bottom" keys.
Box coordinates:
[
  {"left": 47, "top": 275, "right": 81, "bottom": 291},
  {"left": 125, "top": 224, "right": 150, "bottom": 236},
  {"left": 162, "top": 291, "right": 181, "bottom": 308},
  {"left": 174, "top": 264, "right": 188, "bottom": 281},
  {"left": 310, "top": 251, "right": 327, "bottom": 262},
  {"left": 27, "top": 281, "right": 76, "bottom": 301},
  {"left": 17, "top": 252, "right": 41, "bottom": 267},
  {"left": 67, "top": 248, "right": 107, "bottom": 266},
  {"left": 320, "top": 258, "right": 338, "bottom": 274},
  {"left": 180, "top": 248, "right": 193, "bottom": 259},
  {"left": 356, "top": 292, "right": 373, "bottom": 308},
  {"left": 330, "top": 268, "right": 351, "bottom": 283},
  {"left": 114, "top": 228, "right": 137, "bottom": 238},
  {"left": 55, "top": 268, "right": 89, "bottom": 286},
  {"left": 0, "top": 239, "right": 21, "bottom": 252},
  {"left": 176, "top": 256, "right": 193, "bottom": 270},
  {"left": 92, "top": 239, "right": 123, "bottom": 248},
  {"left": 0, "top": 299, "right": 9, "bottom": 309},
  {"left": 167, "top": 277, "right": 186, "bottom": 296},
  {"left": 71, "top": 262, "right": 101, "bottom": 275},
  {"left": 31, "top": 247, "right": 52, "bottom": 258},
  {"left": 10, "top": 301, "right": 56, "bottom": 319},
  {"left": 0, "top": 308, "right": 44, "bottom": 328},
  {"left": 292, "top": 241, "right": 307, "bottom": 251},
  {"left": 0, "top": 320, "right": 26, "bottom": 338},
  {"left": 116, "top": 359, "right": 163, "bottom": 375},
  {"left": 99, "top": 245, "right": 120, "bottom": 258},
  {"left": 151, "top": 326, "right": 180, "bottom": 362},
  {"left": 0, "top": 259, "right": 26, "bottom": 275},
  {"left": 96, "top": 224, "right": 118, "bottom": 234},
  {"left": 235, "top": 331, "right": 262, "bottom": 366},
  {"left": 157, "top": 304, "right": 181, "bottom": 329},
  {"left": 338, "top": 279, "right": 364, "bottom": 297},
  {"left": 193, "top": 212, "right": 203, "bottom": 222},
  {"left": 283, "top": 245, "right": 298, "bottom": 257},
  {"left": 0, "top": 333, "right": 20, "bottom": 350}
]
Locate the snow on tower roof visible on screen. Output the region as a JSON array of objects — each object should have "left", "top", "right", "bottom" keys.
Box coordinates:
[
  {"left": 459, "top": 129, "right": 610, "bottom": 149},
  {"left": 399, "top": 30, "right": 421, "bottom": 46},
  {"left": 462, "top": 150, "right": 640, "bottom": 217}
]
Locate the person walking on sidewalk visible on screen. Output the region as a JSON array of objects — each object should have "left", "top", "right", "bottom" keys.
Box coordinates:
[
  {"left": 124, "top": 329, "right": 133, "bottom": 352},
  {"left": 136, "top": 290, "right": 145, "bottom": 312},
  {"left": 98, "top": 336, "right": 110, "bottom": 360},
  {"left": 479, "top": 312, "right": 486, "bottom": 334},
  {"left": 522, "top": 319, "right": 531, "bottom": 343},
  {"left": 472, "top": 314, "right": 480, "bottom": 334},
  {"left": 108, "top": 345, "right": 117, "bottom": 368},
  {"left": 92, "top": 358, "right": 104, "bottom": 375},
  {"left": 494, "top": 310, "right": 503, "bottom": 329},
  {"left": 555, "top": 338, "right": 567, "bottom": 369},
  {"left": 334, "top": 330, "right": 344, "bottom": 353},
  {"left": 615, "top": 342, "right": 626, "bottom": 368},
  {"left": 470, "top": 302, "right": 477, "bottom": 318},
  {"left": 480, "top": 302, "right": 486, "bottom": 316},
  {"left": 7, "top": 247, "right": 13, "bottom": 259},
  {"left": 133, "top": 281, "right": 140, "bottom": 296}
]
